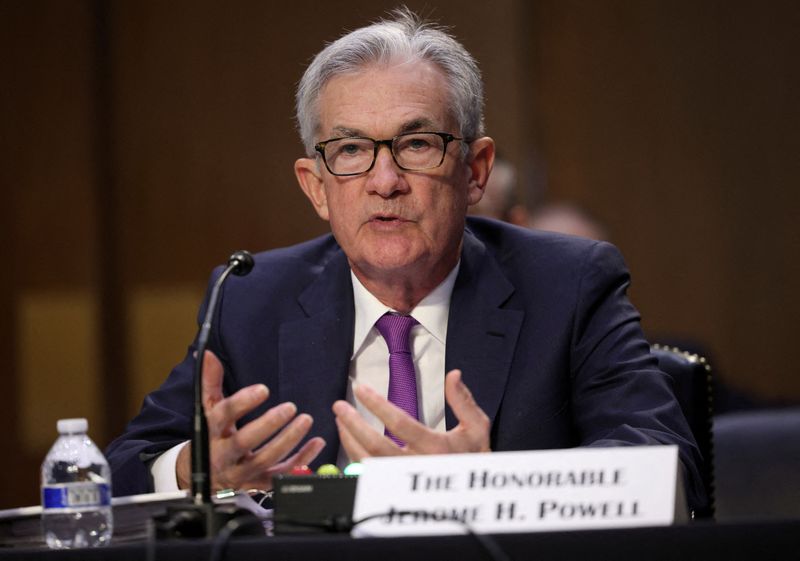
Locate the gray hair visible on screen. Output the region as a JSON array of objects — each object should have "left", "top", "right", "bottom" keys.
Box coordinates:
[{"left": 295, "top": 7, "right": 485, "bottom": 156}]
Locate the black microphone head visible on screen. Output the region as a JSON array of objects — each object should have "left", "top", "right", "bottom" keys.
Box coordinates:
[{"left": 228, "top": 250, "right": 254, "bottom": 276}]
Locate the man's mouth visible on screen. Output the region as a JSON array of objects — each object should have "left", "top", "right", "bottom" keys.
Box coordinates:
[{"left": 370, "top": 214, "right": 404, "bottom": 222}]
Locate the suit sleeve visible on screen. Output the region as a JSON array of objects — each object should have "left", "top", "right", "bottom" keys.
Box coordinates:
[{"left": 569, "top": 241, "right": 708, "bottom": 511}]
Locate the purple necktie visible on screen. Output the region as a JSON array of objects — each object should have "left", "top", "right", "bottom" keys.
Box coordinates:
[{"left": 375, "top": 313, "right": 419, "bottom": 446}]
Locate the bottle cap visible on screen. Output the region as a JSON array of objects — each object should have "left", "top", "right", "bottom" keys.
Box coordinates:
[{"left": 57, "top": 418, "right": 88, "bottom": 434}]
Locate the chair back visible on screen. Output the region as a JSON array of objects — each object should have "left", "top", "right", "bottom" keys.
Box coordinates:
[
  {"left": 651, "top": 344, "right": 715, "bottom": 519},
  {"left": 715, "top": 407, "right": 800, "bottom": 521}
]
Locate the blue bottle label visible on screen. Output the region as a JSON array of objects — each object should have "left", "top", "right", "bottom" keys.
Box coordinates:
[{"left": 42, "top": 483, "right": 111, "bottom": 509}]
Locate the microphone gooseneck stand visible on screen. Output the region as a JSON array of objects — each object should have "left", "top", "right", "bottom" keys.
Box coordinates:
[{"left": 155, "top": 251, "right": 262, "bottom": 539}]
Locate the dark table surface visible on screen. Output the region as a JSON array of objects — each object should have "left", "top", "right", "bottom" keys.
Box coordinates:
[{"left": 2, "top": 519, "right": 799, "bottom": 561}]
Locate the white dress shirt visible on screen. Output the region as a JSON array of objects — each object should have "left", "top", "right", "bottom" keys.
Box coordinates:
[
  {"left": 151, "top": 263, "right": 459, "bottom": 490},
  {"left": 347, "top": 267, "right": 458, "bottom": 431}
]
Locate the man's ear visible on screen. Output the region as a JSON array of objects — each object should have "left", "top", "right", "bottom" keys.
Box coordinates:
[
  {"left": 294, "top": 157, "right": 329, "bottom": 221},
  {"left": 465, "top": 137, "right": 495, "bottom": 206}
]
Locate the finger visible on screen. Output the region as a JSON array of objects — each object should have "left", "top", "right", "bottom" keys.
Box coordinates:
[
  {"left": 352, "top": 384, "right": 432, "bottom": 450},
  {"left": 201, "top": 350, "right": 226, "bottom": 409},
  {"left": 175, "top": 441, "right": 192, "bottom": 490},
  {"left": 267, "top": 436, "right": 327, "bottom": 475},
  {"left": 333, "top": 396, "right": 400, "bottom": 456},
  {"left": 444, "top": 370, "right": 491, "bottom": 453},
  {"left": 239, "top": 436, "right": 327, "bottom": 491},
  {"left": 288, "top": 436, "right": 327, "bottom": 468},
  {"left": 221, "top": 414, "right": 315, "bottom": 487},
  {"left": 205, "top": 384, "right": 270, "bottom": 439},
  {"left": 335, "top": 415, "right": 370, "bottom": 462},
  {"left": 248, "top": 413, "right": 315, "bottom": 471},
  {"left": 444, "top": 370, "right": 490, "bottom": 430},
  {"left": 226, "top": 401, "right": 296, "bottom": 451},
  {"left": 209, "top": 400, "right": 295, "bottom": 475}
]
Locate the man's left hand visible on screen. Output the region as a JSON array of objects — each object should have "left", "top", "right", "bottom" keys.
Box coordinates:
[{"left": 331, "top": 369, "right": 490, "bottom": 460}]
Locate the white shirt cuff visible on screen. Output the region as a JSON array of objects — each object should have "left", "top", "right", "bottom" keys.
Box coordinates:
[{"left": 150, "top": 441, "right": 189, "bottom": 493}]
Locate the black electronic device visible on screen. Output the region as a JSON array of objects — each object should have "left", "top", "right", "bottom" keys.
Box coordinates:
[{"left": 273, "top": 474, "right": 358, "bottom": 534}]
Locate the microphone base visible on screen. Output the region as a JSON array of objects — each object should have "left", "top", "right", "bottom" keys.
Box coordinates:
[{"left": 154, "top": 502, "right": 263, "bottom": 539}]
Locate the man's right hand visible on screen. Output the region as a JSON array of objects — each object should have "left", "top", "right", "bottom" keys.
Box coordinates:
[{"left": 176, "top": 350, "right": 326, "bottom": 492}]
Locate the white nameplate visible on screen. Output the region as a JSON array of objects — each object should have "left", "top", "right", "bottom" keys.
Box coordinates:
[{"left": 351, "top": 446, "right": 685, "bottom": 537}]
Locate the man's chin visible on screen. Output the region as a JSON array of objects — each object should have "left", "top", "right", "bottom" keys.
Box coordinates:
[
  {"left": 351, "top": 250, "right": 428, "bottom": 278},
  {"left": 361, "top": 258, "right": 422, "bottom": 277}
]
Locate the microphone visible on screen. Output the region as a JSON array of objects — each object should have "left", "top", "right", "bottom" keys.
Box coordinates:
[
  {"left": 156, "top": 250, "right": 262, "bottom": 539},
  {"left": 193, "top": 251, "right": 254, "bottom": 507},
  {"left": 228, "top": 250, "right": 255, "bottom": 277}
]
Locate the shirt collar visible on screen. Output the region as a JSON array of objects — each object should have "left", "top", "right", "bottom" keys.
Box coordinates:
[{"left": 350, "top": 263, "right": 460, "bottom": 358}]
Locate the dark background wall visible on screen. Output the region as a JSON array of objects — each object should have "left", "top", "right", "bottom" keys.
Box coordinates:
[{"left": 2, "top": 0, "right": 798, "bottom": 509}]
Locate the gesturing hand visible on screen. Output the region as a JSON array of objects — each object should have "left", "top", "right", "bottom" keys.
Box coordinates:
[
  {"left": 332, "top": 369, "right": 490, "bottom": 461},
  {"left": 176, "top": 350, "right": 325, "bottom": 491}
]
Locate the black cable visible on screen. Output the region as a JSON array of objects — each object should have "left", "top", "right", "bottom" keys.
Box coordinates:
[
  {"left": 274, "top": 510, "right": 512, "bottom": 561},
  {"left": 193, "top": 505, "right": 511, "bottom": 561},
  {"left": 144, "top": 518, "right": 156, "bottom": 561},
  {"left": 347, "top": 510, "right": 513, "bottom": 561},
  {"left": 207, "top": 514, "right": 266, "bottom": 561}
]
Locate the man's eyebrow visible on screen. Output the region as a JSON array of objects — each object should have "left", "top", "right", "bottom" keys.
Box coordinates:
[
  {"left": 329, "top": 118, "right": 438, "bottom": 140},
  {"left": 399, "top": 118, "right": 436, "bottom": 133},
  {"left": 331, "top": 126, "right": 363, "bottom": 138}
]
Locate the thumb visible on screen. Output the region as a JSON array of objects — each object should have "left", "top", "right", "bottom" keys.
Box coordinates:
[{"left": 201, "top": 350, "right": 225, "bottom": 409}]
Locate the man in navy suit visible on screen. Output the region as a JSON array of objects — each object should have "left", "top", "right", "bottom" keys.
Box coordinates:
[{"left": 106, "top": 9, "right": 706, "bottom": 510}]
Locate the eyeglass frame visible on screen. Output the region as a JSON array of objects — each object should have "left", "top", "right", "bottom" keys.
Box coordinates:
[{"left": 313, "top": 131, "right": 468, "bottom": 177}]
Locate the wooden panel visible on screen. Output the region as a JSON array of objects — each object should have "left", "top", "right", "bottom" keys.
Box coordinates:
[
  {"left": 1, "top": 0, "right": 98, "bottom": 509},
  {"left": 2, "top": 0, "right": 98, "bottom": 288},
  {"left": 127, "top": 284, "right": 205, "bottom": 418},
  {"left": 527, "top": 1, "right": 800, "bottom": 398},
  {"left": 17, "top": 290, "right": 102, "bottom": 450}
]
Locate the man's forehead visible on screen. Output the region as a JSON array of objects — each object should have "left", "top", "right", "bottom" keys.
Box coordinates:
[{"left": 316, "top": 60, "right": 454, "bottom": 138}]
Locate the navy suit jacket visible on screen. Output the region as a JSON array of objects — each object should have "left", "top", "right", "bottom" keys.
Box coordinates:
[{"left": 106, "top": 217, "right": 706, "bottom": 509}]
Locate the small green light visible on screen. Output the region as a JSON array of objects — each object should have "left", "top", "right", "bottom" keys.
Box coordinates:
[
  {"left": 316, "top": 463, "right": 341, "bottom": 476},
  {"left": 343, "top": 462, "right": 364, "bottom": 476}
]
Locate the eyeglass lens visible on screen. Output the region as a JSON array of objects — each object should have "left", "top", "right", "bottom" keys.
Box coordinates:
[{"left": 323, "top": 133, "right": 446, "bottom": 175}]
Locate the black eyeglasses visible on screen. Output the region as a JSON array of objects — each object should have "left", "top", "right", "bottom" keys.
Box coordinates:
[{"left": 314, "top": 132, "right": 466, "bottom": 176}]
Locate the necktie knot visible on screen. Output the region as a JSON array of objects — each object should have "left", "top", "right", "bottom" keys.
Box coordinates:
[{"left": 375, "top": 313, "right": 418, "bottom": 354}]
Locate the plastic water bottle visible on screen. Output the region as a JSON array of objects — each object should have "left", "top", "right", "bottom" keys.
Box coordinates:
[{"left": 41, "top": 418, "right": 113, "bottom": 548}]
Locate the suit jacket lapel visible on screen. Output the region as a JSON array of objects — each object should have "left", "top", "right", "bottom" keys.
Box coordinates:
[
  {"left": 276, "top": 229, "right": 524, "bottom": 456},
  {"left": 278, "top": 248, "right": 353, "bottom": 465},
  {"left": 445, "top": 230, "right": 524, "bottom": 430}
]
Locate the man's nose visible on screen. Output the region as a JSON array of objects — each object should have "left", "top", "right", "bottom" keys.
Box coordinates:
[{"left": 367, "top": 144, "right": 408, "bottom": 197}]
